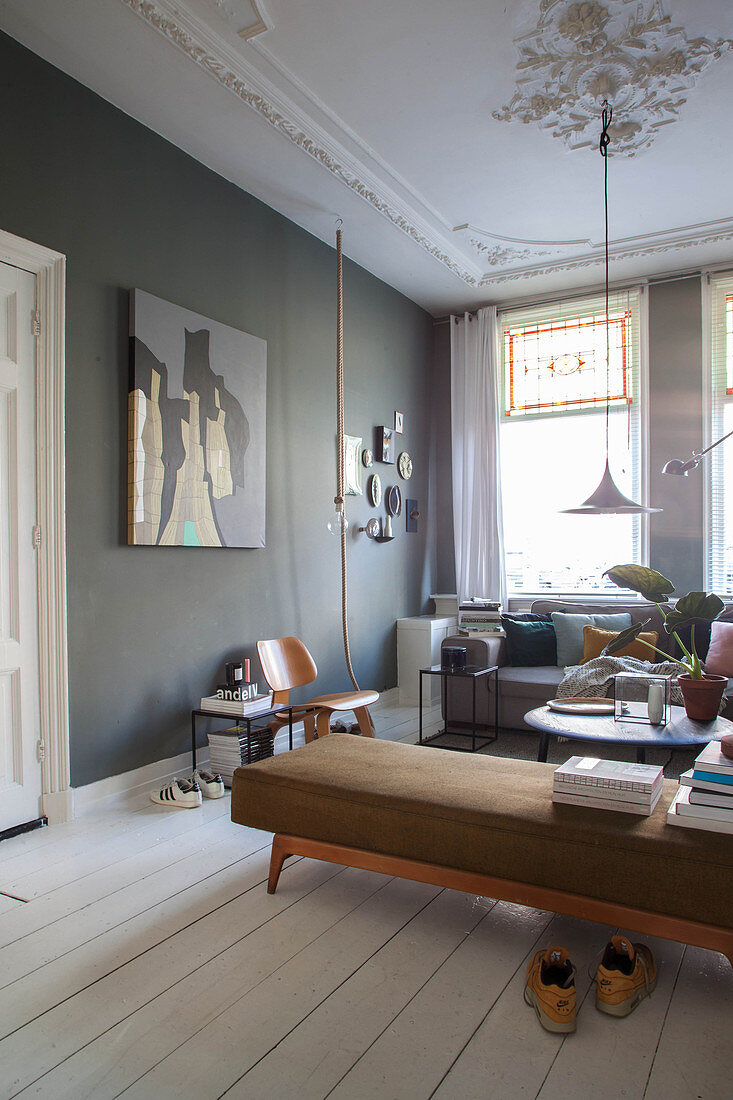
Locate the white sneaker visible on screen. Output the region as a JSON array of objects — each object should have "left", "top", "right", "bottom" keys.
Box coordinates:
[
  {"left": 150, "top": 777, "right": 202, "bottom": 809},
  {"left": 193, "top": 769, "right": 225, "bottom": 799}
]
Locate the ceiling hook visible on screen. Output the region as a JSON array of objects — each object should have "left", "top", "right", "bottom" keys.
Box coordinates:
[{"left": 335, "top": 216, "right": 343, "bottom": 230}]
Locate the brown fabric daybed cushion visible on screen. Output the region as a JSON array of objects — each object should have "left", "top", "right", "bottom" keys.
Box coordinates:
[{"left": 230, "top": 734, "right": 732, "bottom": 929}]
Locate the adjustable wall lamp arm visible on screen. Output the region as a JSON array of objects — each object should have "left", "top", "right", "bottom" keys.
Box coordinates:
[{"left": 662, "top": 426, "right": 733, "bottom": 475}]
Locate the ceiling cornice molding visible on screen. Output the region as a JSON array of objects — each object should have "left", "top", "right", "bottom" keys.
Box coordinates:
[
  {"left": 119, "top": 0, "right": 482, "bottom": 285},
  {"left": 476, "top": 216, "right": 733, "bottom": 287},
  {"left": 117, "top": 0, "right": 733, "bottom": 292}
]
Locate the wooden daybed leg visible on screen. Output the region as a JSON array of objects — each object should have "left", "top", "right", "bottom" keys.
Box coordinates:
[
  {"left": 354, "top": 705, "right": 375, "bottom": 737},
  {"left": 268, "top": 835, "right": 289, "bottom": 894}
]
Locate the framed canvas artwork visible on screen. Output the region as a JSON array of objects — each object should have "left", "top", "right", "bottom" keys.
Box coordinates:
[{"left": 128, "top": 289, "right": 267, "bottom": 547}]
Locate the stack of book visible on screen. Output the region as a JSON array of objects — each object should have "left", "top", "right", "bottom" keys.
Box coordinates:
[
  {"left": 458, "top": 601, "right": 504, "bottom": 637},
  {"left": 207, "top": 727, "right": 275, "bottom": 787},
  {"left": 553, "top": 756, "right": 664, "bottom": 816},
  {"left": 199, "top": 692, "right": 274, "bottom": 717},
  {"left": 667, "top": 742, "right": 733, "bottom": 834}
]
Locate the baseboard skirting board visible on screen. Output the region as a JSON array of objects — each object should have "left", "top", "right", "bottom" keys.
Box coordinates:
[{"left": 72, "top": 721, "right": 307, "bottom": 816}]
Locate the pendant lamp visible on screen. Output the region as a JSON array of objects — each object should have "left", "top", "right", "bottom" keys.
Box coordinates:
[{"left": 562, "top": 104, "right": 660, "bottom": 516}]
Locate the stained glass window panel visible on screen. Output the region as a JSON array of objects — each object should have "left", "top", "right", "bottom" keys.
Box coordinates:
[{"left": 504, "top": 309, "right": 631, "bottom": 417}]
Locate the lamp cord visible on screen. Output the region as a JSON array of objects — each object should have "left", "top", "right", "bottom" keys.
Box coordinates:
[
  {"left": 600, "top": 101, "right": 613, "bottom": 460},
  {"left": 336, "top": 226, "right": 359, "bottom": 691}
]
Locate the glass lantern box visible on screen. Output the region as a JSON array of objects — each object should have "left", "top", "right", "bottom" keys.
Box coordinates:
[{"left": 614, "top": 672, "right": 671, "bottom": 726}]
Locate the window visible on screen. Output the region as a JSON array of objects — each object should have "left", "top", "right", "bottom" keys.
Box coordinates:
[
  {"left": 499, "top": 288, "right": 646, "bottom": 595},
  {"left": 706, "top": 273, "right": 733, "bottom": 593}
]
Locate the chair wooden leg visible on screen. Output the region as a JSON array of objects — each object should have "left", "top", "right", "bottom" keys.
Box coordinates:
[
  {"left": 315, "top": 709, "right": 333, "bottom": 739},
  {"left": 354, "top": 706, "right": 375, "bottom": 738},
  {"left": 303, "top": 712, "right": 317, "bottom": 744}
]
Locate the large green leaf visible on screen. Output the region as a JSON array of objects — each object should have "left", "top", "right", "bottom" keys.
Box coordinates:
[
  {"left": 603, "top": 564, "right": 675, "bottom": 601},
  {"left": 664, "top": 592, "right": 725, "bottom": 632},
  {"left": 601, "top": 620, "right": 650, "bottom": 656}
]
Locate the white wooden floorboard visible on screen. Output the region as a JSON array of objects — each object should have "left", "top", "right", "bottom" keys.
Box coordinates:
[
  {"left": 326, "top": 900, "right": 553, "bottom": 1100},
  {"left": 220, "top": 888, "right": 496, "bottom": 1099},
  {"left": 643, "top": 945, "right": 733, "bottom": 1100},
  {"left": 117, "top": 878, "right": 444, "bottom": 1099},
  {"left": 1, "top": 703, "right": 731, "bottom": 1100},
  {"left": 15, "top": 865, "right": 393, "bottom": 1099},
  {"left": 0, "top": 893, "right": 21, "bottom": 914},
  {"left": 0, "top": 806, "right": 244, "bottom": 950},
  {"left": 0, "top": 816, "right": 265, "bottom": 989},
  {"left": 537, "top": 932, "right": 685, "bottom": 1100},
  {"left": 2, "top": 855, "right": 343, "bottom": 1096},
  {"left": 431, "top": 913, "right": 615, "bottom": 1099},
  {"left": 0, "top": 838, "right": 277, "bottom": 1043},
  {"left": 0, "top": 795, "right": 232, "bottom": 898}
]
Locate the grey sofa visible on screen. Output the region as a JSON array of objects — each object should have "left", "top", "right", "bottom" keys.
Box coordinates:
[{"left": 441, "top": 598, "right": 733, "bottom": 732}]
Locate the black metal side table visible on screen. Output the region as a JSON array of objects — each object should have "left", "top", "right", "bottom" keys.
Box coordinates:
[
  {"left": 418, "top": 663, "right": 499, "bottom": 752},
  {"left": 190, "top": 706, "right": 294, "bottom": 772}
]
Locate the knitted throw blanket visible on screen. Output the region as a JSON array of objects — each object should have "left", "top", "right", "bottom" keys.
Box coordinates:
[{"left": 556, "top": 655, "right": 687, "bottom": 707}]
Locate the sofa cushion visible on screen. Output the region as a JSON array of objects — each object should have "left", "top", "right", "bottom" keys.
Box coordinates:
[
  {"left": 581, "top": 625, "right": 659, "bottom": 664},
  {"left": 552, "top": 611, "right": 632, "bottom": 667},
  {"left": 501, "top": 617, "right": 557, "bottom": 666},
  {"left": 497, "top": 665, "right": 565, "bottom": 700},
  {"left": 704, "top": 620, "right": 733, "bottom": 677},
  {"left": 230, "top": 735, "right": 733, "bottom": 930}
]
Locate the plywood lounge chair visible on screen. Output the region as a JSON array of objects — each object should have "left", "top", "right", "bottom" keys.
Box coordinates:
[{"left": 257, "top": 636, "right": 378, "bottom": 742}]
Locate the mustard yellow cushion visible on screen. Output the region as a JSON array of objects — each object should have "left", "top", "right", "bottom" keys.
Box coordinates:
[{"left": 581, "top": 624, "right": 659, "bottom": 664}]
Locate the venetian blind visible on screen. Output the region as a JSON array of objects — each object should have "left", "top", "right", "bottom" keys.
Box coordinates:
[{"left": 706, "top": 272, "right": 733, "bottom": 593}]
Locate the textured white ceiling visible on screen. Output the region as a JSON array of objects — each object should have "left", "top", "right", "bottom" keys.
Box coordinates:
[{"left": 2, "top": 0, "right": 733, "bottom": 313}]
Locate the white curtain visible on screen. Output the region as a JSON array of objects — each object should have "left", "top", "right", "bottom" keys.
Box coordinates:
[{"left": 450, "top": 306, "right": 507, "bottom": 604}]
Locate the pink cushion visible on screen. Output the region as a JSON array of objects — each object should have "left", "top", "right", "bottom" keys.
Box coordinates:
[{"left": 703, "top": 620, "right": 733, "bottom": 677}]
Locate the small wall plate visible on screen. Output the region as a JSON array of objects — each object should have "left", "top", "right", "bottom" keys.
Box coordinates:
[
  {"left": 368, "top": 473, "right": 382, "bottom": 507},
  {"left": 398, "top": 451, "right": 413, "bottom": 479},
  {"left": 362, "top": 448, "right": 373, "bottom": 467},
  {"left": 386, "top": 485, "right": 402, "bottom": 516}
]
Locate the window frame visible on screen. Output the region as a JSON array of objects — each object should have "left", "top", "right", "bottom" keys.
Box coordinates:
[
  {"left": 703, "top": 271, "right": 733, "bottom": 594},
  {"left": 498, "top": 285, "right": 651, "bottom": 599}
]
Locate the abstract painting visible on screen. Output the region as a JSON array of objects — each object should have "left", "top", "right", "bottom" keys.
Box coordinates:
[{"left": 128, "top": 290, "right": 266, "bottom": 547}]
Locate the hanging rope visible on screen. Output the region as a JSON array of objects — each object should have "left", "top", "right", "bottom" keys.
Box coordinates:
[{"left": 335, "top": 224, "right": 359, "bottom": 690}]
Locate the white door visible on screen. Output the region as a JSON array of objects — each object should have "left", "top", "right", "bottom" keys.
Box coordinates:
[{"left": 0, "top": 260, "right": 41, "bottom": 830}]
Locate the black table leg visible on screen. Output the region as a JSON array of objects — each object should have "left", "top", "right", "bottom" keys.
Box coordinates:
[
  {"left": 191, "top": 712, "right": 197, "bottom": 773},
  {"left": 537, "top": 731, "right": 549, "bottom": 763},
  {"left": 472, "top": 676, "right": 477, "bottom": 752},
  {"left": 419, "top": 671, "right": 424, "bottom": 745},
  {"left": 636, "top": 746, "right": 647, "bottom": 764},
  {"left": 493, "top": 667, "right": 499, "bottom": 742}
]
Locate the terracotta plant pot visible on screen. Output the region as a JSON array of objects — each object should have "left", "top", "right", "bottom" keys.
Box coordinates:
[{"left": 677, "top": 673, "right": 727, "bottom": 722}]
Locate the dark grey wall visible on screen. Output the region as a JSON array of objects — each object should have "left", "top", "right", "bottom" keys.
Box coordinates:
[
  {"left": 648, "top": 278, "right": 704, "bottom": 594},
  {"left": 0, "top": 32, "right": 434, "bottom": 786},
  {"left": 433, "top": 279, "right": 710, "bottom": 597}
]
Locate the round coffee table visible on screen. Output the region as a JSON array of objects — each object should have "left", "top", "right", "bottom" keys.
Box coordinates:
[{"left": 524, "top": 704, "right": 733, "bottom": 764}]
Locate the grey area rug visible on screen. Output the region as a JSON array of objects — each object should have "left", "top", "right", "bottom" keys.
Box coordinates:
[{"left": 421, "top": 728, "right": 696, "bottom": 780}]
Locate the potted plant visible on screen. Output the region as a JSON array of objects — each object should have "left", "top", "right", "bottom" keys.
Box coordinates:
[{"left": 601, "top": 564, "right": 726, "bottom": 722}]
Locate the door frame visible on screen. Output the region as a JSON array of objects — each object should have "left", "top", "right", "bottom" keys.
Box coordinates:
[{"left": 0, "top": 228, "right": 70, "bottom": 824}]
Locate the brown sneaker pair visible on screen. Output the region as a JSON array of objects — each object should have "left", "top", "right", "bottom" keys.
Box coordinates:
[{"left": 524, "top": 936, "right": 657, "bottom": 1034}]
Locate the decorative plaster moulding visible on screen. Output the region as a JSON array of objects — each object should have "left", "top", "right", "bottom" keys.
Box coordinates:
[
  {"left": 122, "top": 0, "right": 733, "bottom": 290},
  {"left": 495, "top": 0, "right": 733, "bottom": 156},
  {"left": 120, "top": 0, "right": 480, "bottom": 285}
]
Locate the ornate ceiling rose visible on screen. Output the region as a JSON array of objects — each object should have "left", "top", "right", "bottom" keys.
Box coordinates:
[{"left": 494, "top": 0, "right": 733, "bottom": 155}]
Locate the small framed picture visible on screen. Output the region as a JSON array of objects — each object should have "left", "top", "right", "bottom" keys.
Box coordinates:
[
  {"left": 394, "top": 411, "right": 404, "bottom": 433},
  {"left": 378, "top": 426, "right": 395, "bottom": 463}
]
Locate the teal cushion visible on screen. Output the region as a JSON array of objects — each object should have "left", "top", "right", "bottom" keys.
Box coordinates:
[
  {"left": 501, "top": 617, "right": 557, "bottom": 666},
  {"left": 551, "top": 611, "right": 632, "bottom": 667}
]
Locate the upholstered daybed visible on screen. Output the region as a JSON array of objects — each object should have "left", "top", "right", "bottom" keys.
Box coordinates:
[{"left": 230, "top": 734, "right": 733, "bottom": 964}]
